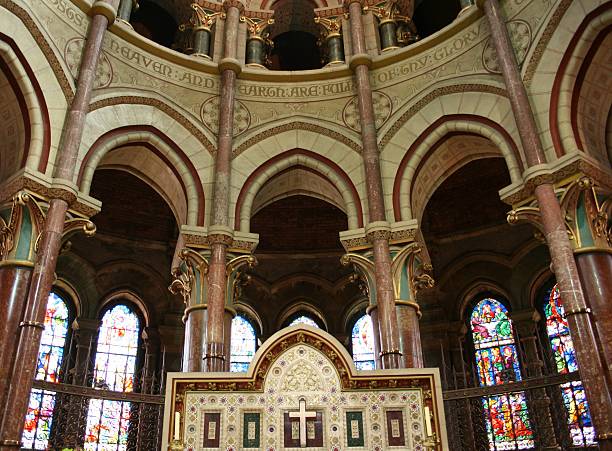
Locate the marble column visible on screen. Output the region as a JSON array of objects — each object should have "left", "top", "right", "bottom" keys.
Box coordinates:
[
  {"left": 396, "top": 301, "right": 423, "bottom": 368},
  {"left": 204, "top": 0, "right": 242, "bottom": 373},
  {"left": 0, "top": 2, "right": 113, "bottom": 447},
  {"left": 480, "top": 0, "right": 612, "bottom": 446},
  {"left": 183, "top": 307, "right": 208, "bottom": 372},
  {"left": 514, "top": 311, "right": 560, "bottom": 450},
  {"left": 575, "top": 252, "right": 612, "bottom": 384},
  {"left": 347, "top": 0, "right": 402, "bottom": 369},
  {"left": 0, "top": 266, "right": 31, "bottom": 422}
]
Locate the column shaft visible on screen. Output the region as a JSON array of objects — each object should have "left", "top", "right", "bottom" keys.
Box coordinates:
[
  {"left": 0, "top": 267, "right": 31, "bottom": 424},
  {"left": 367, "top": 306, "right": 382, "bottom": 369},
  {"left": 204, "top": 2, "right": 241, "bottom": 372},
  {"left": 396, "top": 304, "right": 423, "bottom": 368},
  {"left": 482, "top": 0, "right": 612, "bottom": 445},
  {"left": 0, "top": 4, "right": 111, "bottom": 447},
  {"left": 575, "top": 252, "right": 612, "bottom": 383},
  {"left": 348, "top": 0, "right": 402, "bottom": 369},
  {"left": 183, "top": 308, "right": 208, "bottom": 372}
]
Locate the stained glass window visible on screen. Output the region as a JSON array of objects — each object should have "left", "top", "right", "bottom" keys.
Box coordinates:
[
  {"left": 544, "top": 285, "right": 595, "bottom": 446},
  {"left": 288, "top": 315, "right": 320, "bottom": 328},
  {"left": 470, "top": 298, "right": 534, "bottom": 450},
  {"left": 22, "top": 292, "right": 70, "bottom": 450},
  {"left": 230, "top": 315, "right": 257, "bottom": 372},
  {"left": 351, "top": 315, "right": 376, "bottom": 370},
  {"left": 85, "top": 304, "right": 140, "bottom": 451}
]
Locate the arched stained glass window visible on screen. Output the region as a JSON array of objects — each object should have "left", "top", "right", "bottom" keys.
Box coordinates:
[
  {"left": 288, "top": 315, "right": 320, "bottom": 328},
  {"left": 230, "top": 315, "right": 257, "bottom": 372},
  {"left": 544, "top": 285, "right": 595, "bottom": 446},
  {"left": 22, "top": 292, "right": 70, "bottom": 450},
  {"left": 85, "top": 304, "right": 140, "bottom": 451},
  {"left": 470, "top": 298, "right": 534, "bottom": 450},
  {"left": 351, "top": 315, "right": 375, "bottom": 370}
]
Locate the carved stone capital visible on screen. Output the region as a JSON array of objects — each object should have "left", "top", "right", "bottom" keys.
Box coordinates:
[
  {"left": 365, "top": 221, "right": 391, "bottom": 242},
  {"left": 222, "top": 0, "right": 245, "bottom": 14},
  {"left": 241, "top": 16, "right": 274, "bottom": 38}
]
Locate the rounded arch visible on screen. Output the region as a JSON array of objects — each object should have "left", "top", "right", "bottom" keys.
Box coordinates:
[
  {"left": 342, "top": 297, "right": 370, "bottom": 336},
  {"left": 0, "top": 34, "right": 50, "bottom": 177},
  {"left": 234, "top": 301, "right": 265, "bottom": 337},
  {"left": 457, "top": 279, "right": 514, "bottom": 323},
  {"left": 235, "top": 148, "right": 364, "bottom": 231},
  {"left": 77, "top": 125, "right": 205, "bottom": 226},
  {"left": 53, "top": 278, "right": 83, "bottom": 320},
  {"left": 392, "top": 115, "right": 523, "bottom": 221},
  {"left": 277, "top": 300, "right": 328, "bottom": 331},
  {"left": 527, "top": 267, "right": 554, "bottom": 311},
  {"left": 549, "top": 3, "right": 612, "bottom": 159},
  {"left": 98, "top": 289, "right": 151, "bottom": 329}
]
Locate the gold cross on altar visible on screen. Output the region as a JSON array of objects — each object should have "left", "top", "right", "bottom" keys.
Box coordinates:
[{"left": 289, "top": 397, "right": 317, "bottom": 447}]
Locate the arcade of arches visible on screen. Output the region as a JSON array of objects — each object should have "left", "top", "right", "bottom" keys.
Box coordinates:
[{"left": 0, "top": 0, "right": 611, "bottom": 449}]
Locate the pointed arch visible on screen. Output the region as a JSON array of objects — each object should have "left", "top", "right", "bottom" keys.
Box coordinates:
[
  {"left": 235, "top": 148, "right": 364, "bottom": 231},
  {"left": 77, "top": 125, "right": 205, "bottom": 226},
  {"left": 392, "top": 114, "right": 522, "bottom": 222}
]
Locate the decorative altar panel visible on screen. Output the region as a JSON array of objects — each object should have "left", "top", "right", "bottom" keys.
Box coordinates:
[{"left": 162, "top": 326, "right": 448, "bottom": 450}]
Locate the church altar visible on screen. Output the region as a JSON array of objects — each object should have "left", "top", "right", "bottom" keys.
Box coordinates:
[{"left": 162, "top": 326, "right": 448, "bottom": 450}]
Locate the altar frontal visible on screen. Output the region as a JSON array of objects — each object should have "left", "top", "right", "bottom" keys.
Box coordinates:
[{"left": 162, "top": 326, "right": 448, "bottom": 450}]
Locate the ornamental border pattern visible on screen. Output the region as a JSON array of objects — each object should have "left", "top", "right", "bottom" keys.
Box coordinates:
[
  {"left": 88, "top": 95, "right": 217, "bottom": 155},
  {"left": 379, "top": 84, "right": 508, "bottom": 149},
  {"left": 0, "top": 0, "right": 74, "bottom": 103},
  {"left": 522, "top": 0, "right": 573, "bottom": 87},
  {"left": 232, "top": 121, "right": 362, "bottom": 158}
]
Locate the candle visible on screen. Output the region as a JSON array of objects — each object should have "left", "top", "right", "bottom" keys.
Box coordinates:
[
  {"left": 174, "top": 411, "right": 181, "bottom": 441},
  {"left": 424, "top": 406, "right": 433, "bottom": 437}
]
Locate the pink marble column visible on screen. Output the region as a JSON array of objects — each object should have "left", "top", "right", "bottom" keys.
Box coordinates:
[
  {"left": 575, "top": 252, "right": 612, "bottom": 385},
  {"left": 183, "top": 308, "right": 208, "bottom": 372},
  {"left": 481, "top": 0, "right": 612, "bottom": 446},
  {"left": 204, "top": 0, "right": 242, "bottom": 373},
  {"left": 347, "top": 0, "right": 402, "bottom": 369},
  {"left": 396, "top": 302, "right": 423, "bottom": 368},
  {"left": 0, "top": 3, "right": 114, "bottom": 448},
  {"left": 0, "top": 266, "right": 31, "bottom": 426}
]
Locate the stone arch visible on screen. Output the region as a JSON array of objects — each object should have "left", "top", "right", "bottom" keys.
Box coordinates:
[
  {"left": 77, "top": 125, "right": 206, "bottom": 226},
  {"left": 392, "top": 115, "right": 523, "bottom": 222},
  {"left": 547, "top": 3, "right": 612, "bottom": 159},
  {"left": 276, "top": 300, "right": 328, "bottom": 330},
  {"left": 98, "top": 289, "right": 152, "bottom": 329},
  {"left": 457, "top": 279, "right": 515, "bottom": 323},
  {"left": 0, "top": 35, "right": 50, "bottom": 179},
  {"left": 234, "top": 148, "right": 364, "bottom": 231}
]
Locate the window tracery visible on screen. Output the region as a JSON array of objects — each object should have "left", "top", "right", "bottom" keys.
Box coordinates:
[
  {"left": 22, "top": 292, "right": 70, "bottom": 450},
  {"left": 84, "top": 304, "right": 140, "bottom": 450},
  {"left": 470, "top": 298, "right": 534, "bottom": 450},
  {"left": 543, "top": 284, "right": 595, "bottom": 446}
]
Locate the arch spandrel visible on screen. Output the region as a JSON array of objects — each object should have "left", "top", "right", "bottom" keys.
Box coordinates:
[{"left": 163, "top": 325, "right": 449, "bottom": 450}]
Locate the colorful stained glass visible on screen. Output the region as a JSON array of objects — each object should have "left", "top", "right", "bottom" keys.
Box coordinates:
[
  {"left": 288, "top": 315, "right": 320, "bottom": 328},
  {"left": 85, "top": 304, "right": 140, "bottom": 451},
  {"left": 470, "top": 298, "right": 534, "bottom": 450},
  {"left": 22, "top": 292, "right": 70, "bottom": 450},
  {"left": 544, "top": 285, "right": 595, "bottom": 446},
  {"left": 230, "top": 315, "right": 257, "bottom": 372},
  {"left": 351, "top": 315, "right": 375, "bottom": 370}
]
